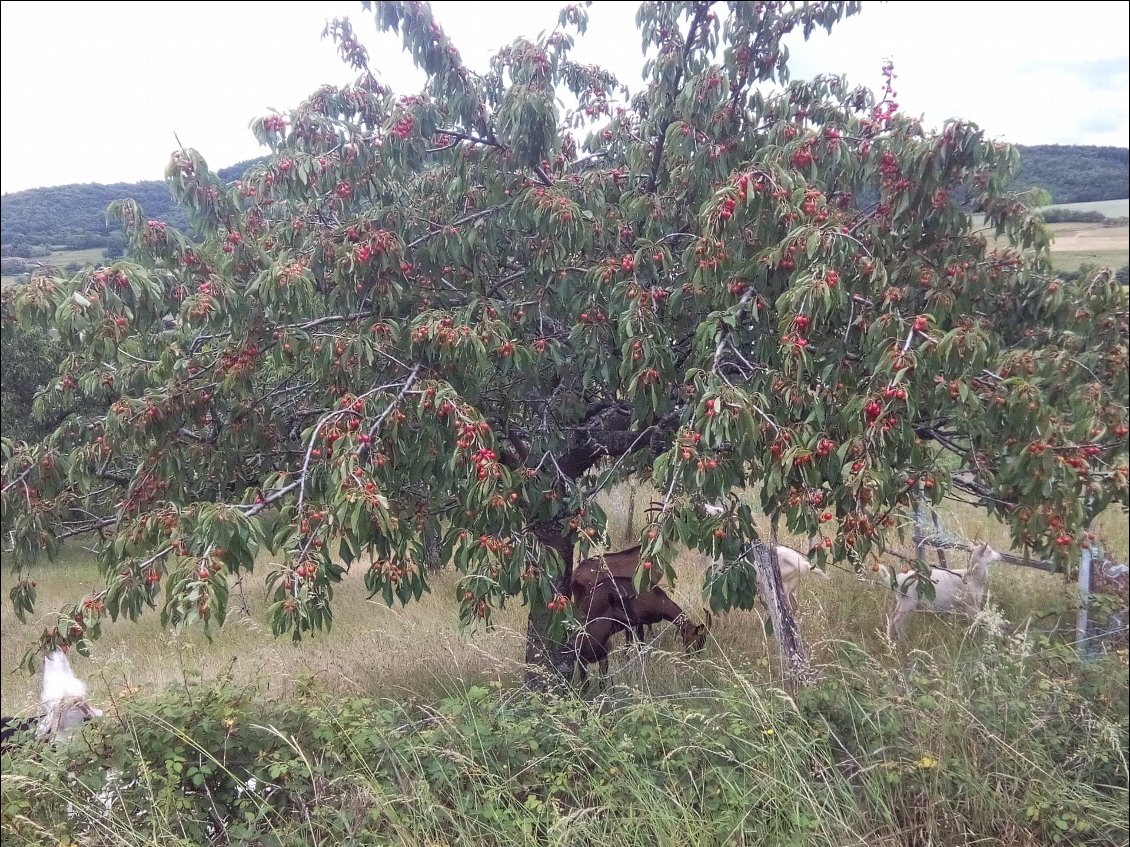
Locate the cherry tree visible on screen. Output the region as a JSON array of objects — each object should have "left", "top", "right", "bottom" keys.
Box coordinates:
[{"left": 3, "top": 0, "right": 1127, "bottom": 680}]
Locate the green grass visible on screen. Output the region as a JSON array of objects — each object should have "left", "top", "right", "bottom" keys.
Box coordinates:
[
  {"left": 2, "top": 623, "right": 1126, "bottom": 846},
  {"left": 0, "top": 549, "right": 532, "bottom": 717},
  {"left": 1050, "top": 247, "right": 1130, "bottom": 273}
]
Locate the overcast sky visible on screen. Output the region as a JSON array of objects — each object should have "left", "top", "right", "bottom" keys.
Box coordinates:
[{"left": 1, "top": 1, "right": 1127, "bottom": 194}]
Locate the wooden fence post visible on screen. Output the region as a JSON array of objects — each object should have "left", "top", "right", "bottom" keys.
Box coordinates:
[
  {"left": 756, "top": 520, "right": 808, "bottom": 691},
  {"left": 1076, "top": 546, "right": 1093, "bottom": 658}
]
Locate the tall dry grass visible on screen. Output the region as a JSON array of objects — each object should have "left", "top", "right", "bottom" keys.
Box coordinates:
[{"left": 3, "top": 488, "right": 1125, "bottom": 716}]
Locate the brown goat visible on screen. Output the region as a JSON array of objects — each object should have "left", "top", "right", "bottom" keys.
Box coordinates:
[
  {"left": 572, "top": 545, "right": 662, "bottom": 605},
  {"left": 574, "top": 547, "right": 710, "bottom": 647},
  {"left": 616, "top": 579, "right": 709, "bottom": 651},
  {"left": 571, "top": 579, "right": 636, "bottom": 683},
  {"left": 570, "top": 579, "right": 709, "bottom": 686}
]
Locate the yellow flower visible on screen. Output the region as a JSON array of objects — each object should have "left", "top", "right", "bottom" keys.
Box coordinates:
[
  {"left": 763, "top": 727, "right": 775, "bottom": 736},
  {"left": 917, "top": 755, "right": 938, "bottom": 769}
]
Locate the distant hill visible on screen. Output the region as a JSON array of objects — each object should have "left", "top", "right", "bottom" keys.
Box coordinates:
[
  {"left": 1, "top": 158, "right": 265, "bottom": 257},
  {"left": 1014, "top": 145, "right": 1128, "bottom": 205},
  {"left": 1, "top": 146, "right": 1127, "bottom": 257}
]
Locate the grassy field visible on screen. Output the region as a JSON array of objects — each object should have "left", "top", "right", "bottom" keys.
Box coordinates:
[
  {"left": 1040, "top": 199, "right": 1129, "bottom": 274},
  {"left": 44, "top": 247, "right": 107, "bottom": 267},
  {"left": 972, "top": 214, "right": 1129, "bottom": 273},
  {"left": 1045, "top": 219, "right": 1130, "bottom": 272},
  {"left": 1, "top": 247, "right": 108, "bottom": 288},
  {"left": 1042, "top": 198, "right": 1130, "bottom": 218},
  {"left": 2, "top": 489, "right": 1125, "bottom": 717}
]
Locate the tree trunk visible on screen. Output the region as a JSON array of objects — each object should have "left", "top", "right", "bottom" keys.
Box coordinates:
[
  {"left": 913, "top": 495, "right": 926, "bottom": 567},
  {"left": 523, "top": 525, "right": 576, "bottom": 689},
  {"left": 623, "top": 483, "right": 637, "bottom": 547},
  {"left": 931, "top": 507, "right": 948, "bottom": 569},
  {"left": 424, "top": 526, "right": 443, "bottom": 572},
  {"left": 756, "top": 522, "right": 808, "bottom": 690}
]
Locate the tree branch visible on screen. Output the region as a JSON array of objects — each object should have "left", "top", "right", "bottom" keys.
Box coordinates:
[
  {"left": 406, "top": 205, "right": 505, "bottom": 250},
  {"left": 645, "top": 2, "right": 713, "bottom": 195}
]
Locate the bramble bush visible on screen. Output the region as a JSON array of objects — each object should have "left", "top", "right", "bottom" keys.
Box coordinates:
[{"left": 1, "top": 634, "right": 1126, "bottom": 846}]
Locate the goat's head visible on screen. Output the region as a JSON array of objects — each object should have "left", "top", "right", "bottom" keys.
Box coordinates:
[
  {"left": 971, "top": 541, "right": 1002, "bottom": 569},
  {"left": 677, "top": 611, "right": 710, "bottom": 652}
]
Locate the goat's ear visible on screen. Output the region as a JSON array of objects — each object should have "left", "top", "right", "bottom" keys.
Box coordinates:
[{"left": 702, "top": 608, "right": 713, "bottom": 628}]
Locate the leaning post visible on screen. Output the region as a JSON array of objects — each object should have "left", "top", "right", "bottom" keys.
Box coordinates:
[
  {"left": 756, "top": 518, "right": 808, "bottom": 691},
  {"left": 1076, "top": 546, "right": 1093, "bottom": 659}
]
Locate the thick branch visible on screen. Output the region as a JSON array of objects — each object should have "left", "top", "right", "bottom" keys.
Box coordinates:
[
  {"left": 559, "top": 408, "right": 681, "bottom": 479},
  {"left": 645, "top": 2, "right": 713, "bottom": 195}
]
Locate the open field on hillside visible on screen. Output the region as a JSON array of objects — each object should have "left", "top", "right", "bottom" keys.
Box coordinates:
[
  {"left": 1046, "top": 219, "right": 1130, "bottom": 272},
  {"left": 44, "top": 246, "right": 107, "bottom": 266},
  {"left": 1042, "top": 198, "right": 1130, "bottom": 218},
  {"left": 2, "top": 247, "right": 107, "bottom": 287}
]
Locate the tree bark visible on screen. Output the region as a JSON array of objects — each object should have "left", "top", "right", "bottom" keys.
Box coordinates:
[
  {"left": 931, "top": 507, "right": 948, "bottom": 569},
  {"left": 755, "top": 526, "right": 808, "bottom": 690},
  {"left": 913, "top": 495, "right": 926, "bottom": 567},
  {"left": 523, "top": 524, "right": 576, "bottom": 689},
  {"left": 424, "top": 526, "right": 443, "bottom": 572}
]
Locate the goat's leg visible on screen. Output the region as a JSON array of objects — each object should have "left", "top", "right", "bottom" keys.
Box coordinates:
[
  {"left": 633, "top": 624, "right": 645, "bottom": 642},
  {"left": 597, "top": 657, "right": 610, "bottom": 692},
  {"left": 888, "top": 600, "right": 912, "bottom": 642}
]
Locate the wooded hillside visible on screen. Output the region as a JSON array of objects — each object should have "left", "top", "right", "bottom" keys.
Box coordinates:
[
  {"left": 1, "top": 147, "right": 1126, "bottom": 257},
  {"left": 1012, "top": 145, "right": 1128, "bottom": 204},
  {"left": 1, "top": 159, "right": 262, "bottom": 256}
]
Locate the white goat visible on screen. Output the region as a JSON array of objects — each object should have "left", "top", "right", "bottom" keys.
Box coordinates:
[
  {"left": 771, "top": 544, "right": 832, "bottom": 611},
  {"left": 36, "top": 648, "right": 102, "bottom": 743},
  {"left": 708, "top": 543, "right": 831, "bottom": 611},
  {"left": 887, "top": 542, "right": 1002, "bottom": 641},
  {"left": 702, "top": 500, "right": 832, "bottom": 610}
]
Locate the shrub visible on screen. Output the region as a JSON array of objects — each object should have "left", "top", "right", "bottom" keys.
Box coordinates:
[{"left": 1041, "top": 208, "right": 1107, "bottom": 224}]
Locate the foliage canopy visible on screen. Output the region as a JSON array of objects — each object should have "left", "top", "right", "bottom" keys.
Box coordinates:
[{"left": 2, "top": 1, "right": 1126, "bottom": 668}]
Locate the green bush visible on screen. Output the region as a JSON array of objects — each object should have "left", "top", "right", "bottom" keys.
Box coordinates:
[
  {"left": 2, "top": 633, "right": 1126, "bottom": 847},
  {"left": 1041, "top": 208, "right": 1108, "bottom": 224}
]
